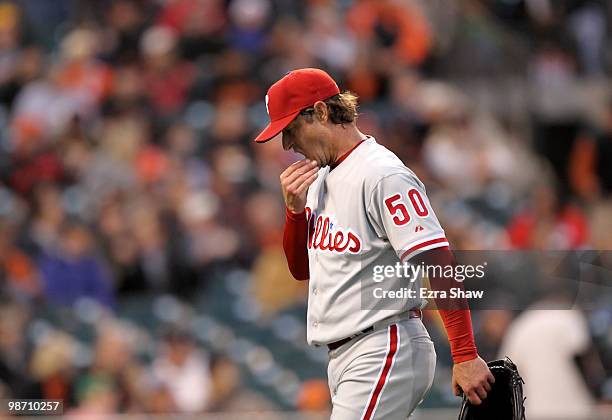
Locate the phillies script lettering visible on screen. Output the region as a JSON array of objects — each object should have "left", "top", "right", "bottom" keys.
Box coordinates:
[{"left": 305, "top": 207, "right": 362, "bottom": 254}]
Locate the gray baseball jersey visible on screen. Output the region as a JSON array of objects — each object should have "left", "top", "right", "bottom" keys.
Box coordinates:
[{"left": 304, "top": 136, "right": 448, "bottom": 346}]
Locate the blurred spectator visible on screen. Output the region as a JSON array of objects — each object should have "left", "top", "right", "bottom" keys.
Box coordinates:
[
  {"left": 90, "top": 320, "right": 140, "bottom": 379},
  {"left": 0, "top": 220, "right": 40, "bottom": 301},
  {"left": 84, "top": 320, "right": 148, "bottom": 411},
  {"left": 18, "top": 0, "right": 70, "bottom": 49},
  {"left": 528, "top": 35, "right": 583, "bottom": 196},
  {"left": 30, "top": 330, "right": 76, "bottom": 402},
  {"left": 55, "top": 28, "right": 112, "bottom": 107},
  {"left": 0, "top": 46, "right": 43, "bottom": 108},
  {"left": 152, "top": 328, "right": 212, "bottom": 413},
  {"left": 589, "top": 200, "right": 612, "bottom": 250},
  {"left": 246, "top": 190, "right": 306, "bottom": 315},
  {"left": 27, "top": 183, "right": 65, "bottom": 253},
  {"left": 0, "top": 301, "right": 37, "bottom": 398},
  {"left": 347, "top": 0, "right": 432, "bottom": 68},
  {"left": 227, "top": 0, "right": 271, "bottom": 54},
  {"left": 69, "top": 373, "right": 121, "bottom": 417},
  {"left": 252, "top": 247, "right": 306, "bottom": 317},
  {"left": 500, "top": 308, "right": 595, "bottom": 419},
  {"left": 304, "top": 3, "right": 356, "bottom": 72},
  {"left": 12, "top": 27, "right": 111, "bottom": 140},
  {"left": 161, "top": 0, "right": 228, "bottom": 60},
  {"left": 38, "top": 221, "right": 114, "bottom": 308},
  {"left": 158, "top": 0, "right": 227, "bottom": 41},
  {"left": 207, "top": 356, "right": 279, "bottom": 412},
  {"left": 436, "top": 0, "right": 523, "bottom": 79},
  {"left": 0, "top": 2, "right": 23, "bottom": 88},
  {"left": 140, "top": 25, "right": 196, "bottom": 118},
  {"left": 566, "top": 1, "right": 607, "bottom": 77},
  {"left": 570, "top": 98, "right": 612, "bottom": 200},
  {"left": 507, "top": 179, "right": 589, "bottom": 249},
  {"left": 422, "top": 104, "right": 519, "bottom": 197},
  {"left": 7, "top": 123, "right": 64, "bottom": 196},
  {"left": 100, "top": 0, "right": 148, "bottom": 63},
  {"left": 145, "top": 381, "right": 177, "bottom": 414}
]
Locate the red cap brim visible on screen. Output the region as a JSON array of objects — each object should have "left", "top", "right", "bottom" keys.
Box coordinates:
[{"left": 254, "top": 111, "right": 300, "bottom": 143}]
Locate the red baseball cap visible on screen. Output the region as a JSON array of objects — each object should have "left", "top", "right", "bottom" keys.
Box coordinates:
[{"left": 254, "top": 68, "right": 340, "bottom": 143}]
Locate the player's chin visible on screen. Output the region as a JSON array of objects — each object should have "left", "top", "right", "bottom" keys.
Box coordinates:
[
  {"left": 302, "top": 154, "right": 317, "bottom": 165},
  {"left": 303, "top": 153, "right": 325, "bottom": 168},
  {"left": 309, "top": 155, "right": 325, "bottom": 167}
]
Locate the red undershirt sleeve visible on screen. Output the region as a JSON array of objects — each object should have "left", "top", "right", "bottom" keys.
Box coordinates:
[
  {"left": 283, "top": 208, "right": 310, "bottom": 281},
  {"left": 409, "top": 246, "right": 478, "bottom": 364}
]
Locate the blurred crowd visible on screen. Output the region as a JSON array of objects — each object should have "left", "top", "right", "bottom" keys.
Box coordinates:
[{"left": 0, "top": 0, "right": 611, "bottom": 416}]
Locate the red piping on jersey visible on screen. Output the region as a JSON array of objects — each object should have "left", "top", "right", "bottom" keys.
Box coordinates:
[
  {"left": 362, "top": 324, "right": 398, "bottom": 420},
  {"left": 399, "top": 237, "right": 448, "bottom": 261},
  {"left": 329, "top": 139, "right": 366, "bottom": 170}
]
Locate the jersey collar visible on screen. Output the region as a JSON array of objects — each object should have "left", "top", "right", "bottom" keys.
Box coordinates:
[{"left": 329, "top": 138, "right": 367, "bottom": 170}]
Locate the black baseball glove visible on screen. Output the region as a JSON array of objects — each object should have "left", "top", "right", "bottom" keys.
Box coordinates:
[{"left": 458, "top": 357, "right": 526, "bottom": 420}]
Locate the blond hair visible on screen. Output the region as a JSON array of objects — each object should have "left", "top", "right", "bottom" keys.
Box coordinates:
[{"left": 324, "top": 91, "right": 359, "bottom": 125}]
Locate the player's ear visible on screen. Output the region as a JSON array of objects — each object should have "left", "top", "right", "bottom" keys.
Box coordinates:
[{"left": 313, "top": 101, "right": 328, "bottom": 123}]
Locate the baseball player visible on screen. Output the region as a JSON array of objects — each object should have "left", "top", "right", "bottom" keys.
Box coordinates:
[{"left": 254, "top": 68, "right": 494, "bottom": 419}]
